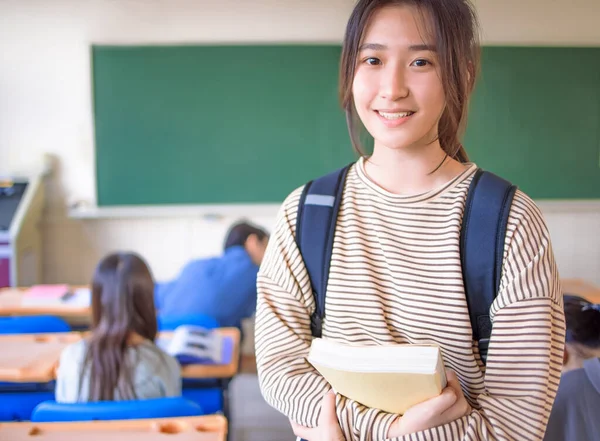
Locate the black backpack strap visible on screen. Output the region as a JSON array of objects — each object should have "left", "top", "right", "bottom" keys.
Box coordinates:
[
  {"left": 461, "top": 169, "right": 517, "bottom": 364},
  {"left": 295, "top": 165, "right": 352, "bottom": 338}
]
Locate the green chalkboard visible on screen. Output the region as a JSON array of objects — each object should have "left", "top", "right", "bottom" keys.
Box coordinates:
[
  {"left": 466, "top": 47, "right": 600, "bottom": 199},
  {"left": 93, "top": 45, "right": 600, "bottom": 205}
]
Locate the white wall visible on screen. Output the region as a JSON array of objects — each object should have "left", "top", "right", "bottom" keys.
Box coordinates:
[
  {"left": 477, "top": 0, "right": 600, "bottom": 46},
  {"left": 1, "top": 0, "right": 599, "bottom": 285}
]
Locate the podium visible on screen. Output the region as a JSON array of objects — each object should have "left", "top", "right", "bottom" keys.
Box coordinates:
[{"left": 0, "top": 177, "right": 44, "bottom": 288}]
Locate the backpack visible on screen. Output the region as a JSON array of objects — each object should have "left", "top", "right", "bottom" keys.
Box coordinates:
[{"left": 295, "top": 164, "right": 517, "bottom": 365}]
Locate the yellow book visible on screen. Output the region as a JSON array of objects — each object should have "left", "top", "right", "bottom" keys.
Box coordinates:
[{"left": 307, "top": 338, "right": 447, "bottom": 415}]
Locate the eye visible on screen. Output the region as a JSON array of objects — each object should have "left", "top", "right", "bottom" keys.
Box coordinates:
[
  {"left": 411, "top": 59, "right": 431, "bottom": 67},
  {"left": 363, "top": 57, "right": 382, "bottom": 66}
]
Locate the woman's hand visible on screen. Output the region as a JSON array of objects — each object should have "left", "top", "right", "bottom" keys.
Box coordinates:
[
  {"left": 290, "top": 370, "right": 470, "bottom": 440},
  {"left": 387, "top": 370, "right": 472, "bottom": 438},
  {"left": 290, "top": 391, "right": 345, "bottom": 441}
]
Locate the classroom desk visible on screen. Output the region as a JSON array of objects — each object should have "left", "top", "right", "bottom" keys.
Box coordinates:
[
  {"left": 3, "top": 279, "right": 597, "bottom": 322},
  {"left": 0, "top": 328, "right": 240, "bottom": 383},
  {"left": 0, "top": 333, "right": 80, "bottom": 383},
  {"left": 0, "top": 287, "right": 90, "bottom": 326},
  {"left": 562, "top": 278, "right": 600, "bottom": 303},
  {"left": 0, "top": 415, "right": 227, "bottom": 441},
  {"left": 160, "top": 328, "right": 240, "bottom": 380}
]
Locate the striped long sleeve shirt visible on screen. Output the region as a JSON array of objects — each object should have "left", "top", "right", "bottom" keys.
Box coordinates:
[{"left": 256, "top": 159, "right": 565, "bottom": 441}]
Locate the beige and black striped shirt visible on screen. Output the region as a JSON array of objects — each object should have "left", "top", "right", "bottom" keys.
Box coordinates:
[{"left": 256, "top": 159, "right": 565, "bottom": 441}]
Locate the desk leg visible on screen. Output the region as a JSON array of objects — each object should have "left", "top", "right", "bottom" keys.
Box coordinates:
[{"left": 220, "top": 379, "right": 231, "bottom": 441}]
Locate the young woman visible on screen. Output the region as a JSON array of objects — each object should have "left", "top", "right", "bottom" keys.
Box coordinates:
[
  {"left": 56, "top": 252, "right": 181, "bottom": 402},
  {"left": 255, "top": 1, "right": 565, "bottom": 440},
  {"left": 544, "top": 295, "right": 600, "bottom": 441}
]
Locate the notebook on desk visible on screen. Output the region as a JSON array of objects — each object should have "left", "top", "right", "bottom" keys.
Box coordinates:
[
  {"left": 157, "top": 326, "right": 233, "bottom": 366},
  {"left": 21, "top": 285, "right": 71, "bottom": 307}
]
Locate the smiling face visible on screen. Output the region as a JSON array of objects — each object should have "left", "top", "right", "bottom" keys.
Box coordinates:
[{"left": 351, "top": 4, "right": 445, "bottom": 153}]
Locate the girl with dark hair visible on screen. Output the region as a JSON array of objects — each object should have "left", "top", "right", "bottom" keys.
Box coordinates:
[
  {"left": 544, "top": 295, "right": 600, "bottom": 441},
  {"left": 255, "top": 1, "right": 565, "bottom": 440},
  {"left": 56, "top": 252, "right": 180, "bottom": 402}
]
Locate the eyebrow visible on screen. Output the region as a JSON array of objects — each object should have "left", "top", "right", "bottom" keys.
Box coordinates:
[
  {"left": 409, "top": 44, "right": 436, "bottom": 52},
  {"left": 358, "top": 43, "right": 436, "bottom": 52},
  {"left": 358, "top": 43, "right": 387, "bottom": 51}
]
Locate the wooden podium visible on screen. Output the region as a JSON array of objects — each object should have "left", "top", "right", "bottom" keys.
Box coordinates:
[{"left": 0, "top": 176, "right": 45, "bottom": 288}]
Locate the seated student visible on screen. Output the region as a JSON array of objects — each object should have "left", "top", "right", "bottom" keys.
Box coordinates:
[
  {"left": 55, "top": 252, "right": 180, "bottom": 403},
  {"left": 544, "top": 295, "right": 600, "bottom": 441},
  {"left": 155, "top": 221, "right": 269, "bottom": 329}
]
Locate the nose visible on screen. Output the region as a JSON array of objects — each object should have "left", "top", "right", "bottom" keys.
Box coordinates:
[{"left": 379, "top": 63, "right": 409, "bottom": 101}]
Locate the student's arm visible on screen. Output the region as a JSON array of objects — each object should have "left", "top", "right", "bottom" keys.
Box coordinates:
[
  {"left": 255, "top": 189, "right": 398, "bottom": 441},
  {"left": 385, "top": 192, "right": 566, "bottom": 441}
]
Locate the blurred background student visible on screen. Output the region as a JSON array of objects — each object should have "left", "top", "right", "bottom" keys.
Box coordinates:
[
  {"left": 155, "top": 221, "right": 269, "bottom": 330},
  {"left": 544, "top": 295, "right": 600, "bottom": 441},
  {"left": 55, "top": 252, "right": 181, "bottom": 403}
]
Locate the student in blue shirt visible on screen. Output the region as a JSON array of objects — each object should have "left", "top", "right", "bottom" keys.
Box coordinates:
[{"left": 155, "top": 221, "right": 269, "bottom": 329}]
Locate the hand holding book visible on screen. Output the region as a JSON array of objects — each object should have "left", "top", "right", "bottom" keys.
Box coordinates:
[
  {"left": 290, "top": 391, "right": 345, "bottom": 441},
  {"left": 387, "top": 370, "right": 472, "bottom": 438},
  {"left": 303, "top": 338, "right": 471, "bottom": 438},
  {"left": 292, "top": 371, "right": 471, "bottom": 440},
  {"left": 307, "top": 338, "right": 448, "bottom": 414}
]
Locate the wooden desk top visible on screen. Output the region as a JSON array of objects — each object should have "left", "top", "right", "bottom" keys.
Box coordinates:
[
  {"left": 0, "top": 328, "right": 240, "bottom": 383},
  {"left": 562, "top": 278, "right": 600, "bottom": 303},
  {"left": 0, "top": 415, "right": 227, "bottom": 441},
  {"left": 0, "top": 333, "right": 81, "bottom": 383}
]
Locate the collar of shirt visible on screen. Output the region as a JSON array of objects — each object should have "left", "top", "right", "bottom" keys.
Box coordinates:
[
  {"left": 223, "top": 245, "right": 253, "bottom": 263},
  {"left": 584, "top": 357, "right": 600, "bottom": 394}
]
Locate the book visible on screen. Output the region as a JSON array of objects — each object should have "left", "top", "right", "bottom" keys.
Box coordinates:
[
  {"left": 307, "top": 338, "right": 447, "bottom": 415},
  {"left": 158, "top": 326, "right": 226, "bottom": 365},
  {"left": 21, "top": 284, "right": 71, "bottom": 306}
]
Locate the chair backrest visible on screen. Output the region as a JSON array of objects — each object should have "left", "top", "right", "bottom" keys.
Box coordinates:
[
  {"left": 0, "top": 315, "right": 71, "bottom": 334},
  {"left": 31, "top": 397, "right": 204, "bottom": 422},
  {"left": 158, "top": 314, "right": 219, "bottom": 331}
]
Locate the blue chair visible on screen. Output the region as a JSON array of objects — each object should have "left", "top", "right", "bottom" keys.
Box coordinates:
[
  {"left": 0, "top": 316, "right": 71, "bottom": 334},
  {"left": 31, "top": 397, "right": 204, "bottom": 422},
  {"left": 0, "top": 391, "right": 55, "bottom": 421},
  {"left": 182, "top": 388, "right": 223, "bottom": 415},
  {"left": 158, "top": 314, "right": 230, "bottom": 418},
  {"left": 158, "top": 314, "right": 219, "bottom": 331}
]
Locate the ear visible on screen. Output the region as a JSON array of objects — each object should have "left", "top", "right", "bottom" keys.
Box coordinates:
[
  {"left": 244, "top": 233, "right": 259, "bottom": 250},
  {"left": 466, "top": 61, "right": 474, "bottom": 91}
]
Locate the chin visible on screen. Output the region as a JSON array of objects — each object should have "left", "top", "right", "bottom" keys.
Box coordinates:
[{"left": 372, "top": 134, "right": 426, "bottom": 151}]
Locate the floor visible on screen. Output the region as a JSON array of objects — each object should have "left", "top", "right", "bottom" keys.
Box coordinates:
[{"left": 229, "top": 373, "right": 295, "bottom": 441}]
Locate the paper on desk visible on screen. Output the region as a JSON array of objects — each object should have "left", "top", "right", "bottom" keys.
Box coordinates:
[
  {"left": 63, "top": 287, "right": 91, "bottom": 307},
  {"left": 21, "top": 284, "right": 70, "bottom": 306},
  {"left": 24, "top": 284, "right": 69, "bottom": 298}
]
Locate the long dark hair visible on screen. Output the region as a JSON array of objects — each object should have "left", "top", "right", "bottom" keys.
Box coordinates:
[
  {"left": 564, "top": 295, "right": 600, "bottom": 349},
  {"left": 339, "top": 0, "right": 480, "bottom": 162},
  {"left": 82, "top": 252, "right": 158, "bottom": 401}
]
